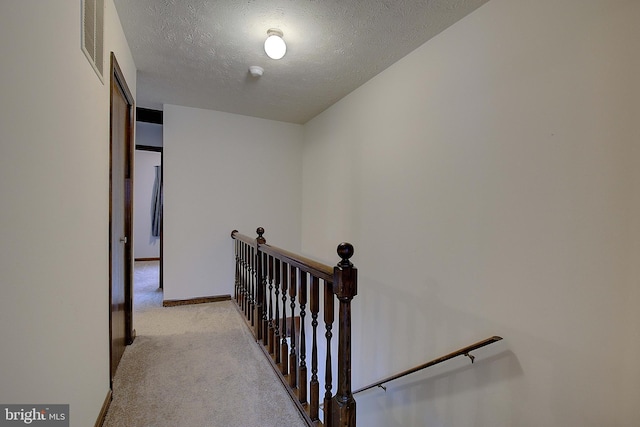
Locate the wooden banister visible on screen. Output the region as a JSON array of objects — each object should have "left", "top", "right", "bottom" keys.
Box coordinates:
[
  {"left": 231, "top": 228, "right": 357, "bottom": 427},
  {"left": 231, "top": 229, "right": 333, "bottom": 280},
  {"left": 231, "top": 229, "right": 504, "bottom": 427},
  {"left": 260, "top": 245, "right": 334, "bottom": 282}
]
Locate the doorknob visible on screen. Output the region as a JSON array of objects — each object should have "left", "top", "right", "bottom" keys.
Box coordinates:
[{"left": 119, "top": 236, "right": 128, "bottom": 244}]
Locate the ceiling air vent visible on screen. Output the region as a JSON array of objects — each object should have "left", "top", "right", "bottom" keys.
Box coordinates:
[{"left": 82, "top": 0, "right": 105, "bottom": 83}]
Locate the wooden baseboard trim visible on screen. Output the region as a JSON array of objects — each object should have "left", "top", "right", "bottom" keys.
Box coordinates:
[
  {"left": 94, "top": 389, "right": 112, "bottom": 427},
  {"left": 134, "top": 257, "right": 160, "bottom": 262},
  {"left": 162, "top": 295, "right": 231, "bottom": 307}
]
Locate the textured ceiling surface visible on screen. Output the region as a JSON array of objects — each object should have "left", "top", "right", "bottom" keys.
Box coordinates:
[{"left": 113, "top": 0, "right": 489, "bottom": 124}]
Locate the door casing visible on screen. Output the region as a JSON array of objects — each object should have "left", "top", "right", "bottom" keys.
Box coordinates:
[{"left": 109, "top": 52, "right": 135, "bottom": 387}]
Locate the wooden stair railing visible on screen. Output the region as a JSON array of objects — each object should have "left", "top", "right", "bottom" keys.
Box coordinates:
[{"left": 231, "top": 228, "right": 357, "bottom": 427}]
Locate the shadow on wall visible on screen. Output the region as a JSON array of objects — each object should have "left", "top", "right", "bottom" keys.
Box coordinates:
[
  {"left": 350, "top": 271, "right": 528, "bottom": 427},
  {"left": 356, "top": 349, "right": 523, "bottom": 427},
  {"left": 351, "top": 273, "right": 499, "bottom": 385}
]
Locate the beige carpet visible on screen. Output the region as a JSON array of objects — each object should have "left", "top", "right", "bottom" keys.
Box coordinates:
[
  {"left": 133, "top": 260, "right": 163, "bottom": 312},
  {"left": 104, "top": 263, "right": 306, "bottom": 427}
]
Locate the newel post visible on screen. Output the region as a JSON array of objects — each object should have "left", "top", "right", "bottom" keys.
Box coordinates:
[
  {"left": 330, "top": 242, "right": 357, "bottom": 427},
  {"left": 255, "top": 227, "right": 266, "bottom": 341},
  {"left": 231, "top": 230, "right": 239, "bottom": 301}
]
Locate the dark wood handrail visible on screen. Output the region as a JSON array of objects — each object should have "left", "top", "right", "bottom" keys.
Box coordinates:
[
  {"left": 260, "top": 244, "right": 334, "bottom": 282},
  {"left": 231, "top": 229, "right": 334, "bottom": 281},
  {"left": 353, "top": 336, "right": 503, "bottom": 394},
  {"left": 230, "top": 230, "right": 257, "bottom": 246}
]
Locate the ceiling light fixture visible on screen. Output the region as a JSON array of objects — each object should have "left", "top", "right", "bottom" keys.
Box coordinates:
[{"left": 264, "top": 28, "right": 286, "bottom": 60}]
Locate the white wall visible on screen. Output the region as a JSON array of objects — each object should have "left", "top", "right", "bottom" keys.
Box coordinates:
[
  {"left": 302, "top": 0, "right": 640, "bottom": 426},
  {"left": 134, "top": 150, "right": 161, "bottom": 259},
  {"left": 0, "top": 1, "right": 136, "bottom": 426},
  {"left": 163, "top": 105, "right": 303, "bottom": 301}
]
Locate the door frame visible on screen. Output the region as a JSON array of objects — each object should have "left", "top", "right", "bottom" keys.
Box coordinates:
[
  {"left": 135, "top": 107, "right": 164, "bottom": 289},
  {"left": 109, "top": 52, "right": 135, "bottom": 386},
  {"left": 134, "top": 143, "right": 163, "bottom": 288}
]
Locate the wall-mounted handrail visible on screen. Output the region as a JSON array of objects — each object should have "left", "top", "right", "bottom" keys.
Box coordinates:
[{"left": 353, "top": 336, "right": 503, "bottom": 394}]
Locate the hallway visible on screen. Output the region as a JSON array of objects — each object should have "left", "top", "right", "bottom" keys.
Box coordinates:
[{"left": 103, "top": 262, "right": 305, "bottom": 427}]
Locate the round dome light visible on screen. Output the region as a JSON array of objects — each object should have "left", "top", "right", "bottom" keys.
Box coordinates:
[{"left": 264, "top": 29, "right": 286, "bottom": 60}]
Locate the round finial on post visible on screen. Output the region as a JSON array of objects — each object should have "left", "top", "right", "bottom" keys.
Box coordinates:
[
  {"left": 256, "top": 227, "right": 266, "bottom": 244},
  {"left": 337, "top": 242, "right": 354, "bottom": 267}
]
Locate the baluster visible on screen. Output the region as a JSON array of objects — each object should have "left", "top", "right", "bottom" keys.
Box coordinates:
[
  {"left": 255, "top": 228, "right": 266, "bottom": 340},
  {"left": 262, "top": 254, "right": 269, "bottom": 343},
  {"left": 245, "top": 244, "right": 251, "bottom": 320},
  {"left": 267, "top": 254, "right": 275, "bottom": 354},
  {"left": 330, "top": 243, "right": 357, "bottom": 427},
  {"left": 237, "top": 240, "right": 242, "bottom": 304},
  {"left": 274, "top": 258, "right": 281, "bottom": 363},
  {"left": 309, "top": 276, "right": 320, "bottom": 422},
  {"left": 243, "top": 242, "right": 249, "bottom": 317},
  {"left": 240, "top": 242, "right": 246, "bottom": 313},
  {"left": 324, "top": 279, "right": 335, "bottom": 426},
  {"left": 253, "top": 246, "right": 258, "bottom": 327},
  {"left": 246, "top": 243, "right": 251, "bottom": 317},
  {"left": 289, "top": 267, "right": 298, "bottom": 389},
  {"left": 251, "top": 245, "right": 257, "bottom": 327},
  {"left": 233, "top": 238, "right": 239, "bottom": 301},
  {"left": 248, "top": 247, "right": 252, "bottom": 315},
  {"left": 247, "top": 243, "right": 252, "bottom": 318},
  {"left": 280, "top": 262, "right": 289, "bottom": 376},
  {"left": 237, "top": 241, "right": 243, "bottom": 307},
  {"left": 298, "top": 270, "right": 308, "bottom": 405},
  {"left": 238, "top": 240, "right": 243, "bottom": 304}
]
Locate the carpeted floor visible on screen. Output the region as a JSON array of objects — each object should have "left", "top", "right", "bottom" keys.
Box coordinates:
[
  {"left": 133, "top": 260, "right": 164, "bottom": 312},
  {"left": 103, "top": 262, "right": 306, "bottom": 427}
]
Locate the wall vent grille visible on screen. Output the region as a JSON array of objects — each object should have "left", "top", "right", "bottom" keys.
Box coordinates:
[{"left": 82, "top": 0, "right": 105, "bottom": 83}]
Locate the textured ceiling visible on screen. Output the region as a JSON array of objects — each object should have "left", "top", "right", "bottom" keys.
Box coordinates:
[{"left": 113, "top": 0, "right": 489, "bottom": 124}]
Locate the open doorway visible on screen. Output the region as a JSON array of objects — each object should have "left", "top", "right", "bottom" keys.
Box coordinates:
[{"left": 134, "top": 108, "right": 163, "bottom": 312}]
